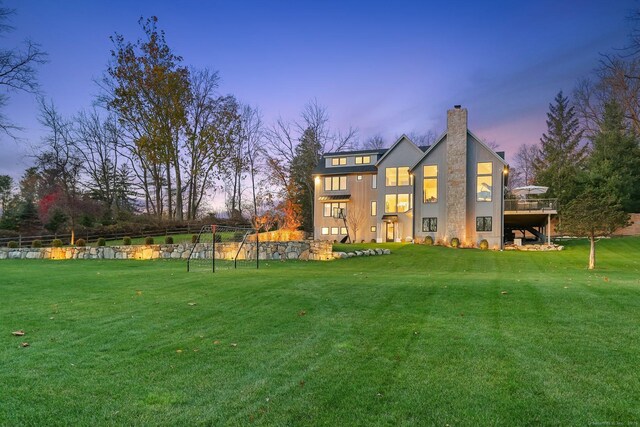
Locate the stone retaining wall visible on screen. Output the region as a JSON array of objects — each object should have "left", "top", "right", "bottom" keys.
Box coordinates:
[{"left": 0, "top": 240, "right": 334, "bottom": 261}]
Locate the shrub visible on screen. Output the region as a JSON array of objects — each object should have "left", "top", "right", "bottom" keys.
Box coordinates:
[
  {"left": 122, "top": 236, "right": 132, "bottom": 246},
  {"left": 450, "top": 237, "right": 460, "bottom": 248},
  {"left": 144, "top": 236, "right": 154, "bottom": 245},
  {"left": 370, "top": 239, "right": 376, "bottom": 243},
  {"left": 7, "top": 240, "right": 18, "bottom": 248},
  {"left": 191, "top": 234, "right": 198, "bottom": 244},
  {"left": 75, "top": 239, "right": 86, "bottom": 247},
  {"left": 96, "top": 238, "right": 106, "bottom": 247},
  {"left": 424, "top": 236, "right": 434, "bottom": 246},
  {"left": 52, "top": 239, "right": 63, "bottom": 248},
  {"left": 31, "top": 240, "right": 42, "bottom": 248},
  {"left": 479, "top": 239, "right": 489, "bottom": 250},
  {"left": 165, "top": 236, "right": 174, "bottom": 244}
]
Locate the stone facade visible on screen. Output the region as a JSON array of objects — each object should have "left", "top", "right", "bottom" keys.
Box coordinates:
[
  {"left": 445, "top": 106, "right": 468, "bottom": 242},
  {"left": 0, "top": 241, "right": 334, "bottom": 261}
]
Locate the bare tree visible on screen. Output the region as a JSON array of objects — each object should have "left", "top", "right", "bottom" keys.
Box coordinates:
[
  {"left": 513, "top": 143, "right": 538, "bottom": 187},
  {"left": 407, "top": 130, "right": 437, "bottom": 147},
  {"left": 0, "top": 5, "right": 47, "bottom": 136},
  {"left": 361, "top": 134, "right": 386, "bottom": 149},
  {"left": 345, "top": 204, "right": 367, "bottom": 243}
]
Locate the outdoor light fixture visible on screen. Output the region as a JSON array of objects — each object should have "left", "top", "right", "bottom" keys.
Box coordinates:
[{"left": 314, "top": 176, "right": 320, "bottom": 184}]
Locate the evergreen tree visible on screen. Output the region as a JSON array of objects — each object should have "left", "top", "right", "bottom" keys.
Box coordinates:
[
  {"left": 588, "top": 101, "right": 640, "bottom": 212},
  {"left": 534, "top": 91, "right": 588, "bottom": 208},
  {"left": 290, "top": 127, "right": 321, "bottom": 232}
]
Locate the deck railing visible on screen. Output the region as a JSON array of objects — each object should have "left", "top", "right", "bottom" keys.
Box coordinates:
[{"left": 504, "top": 198, "right": 558, "bottom": 212}]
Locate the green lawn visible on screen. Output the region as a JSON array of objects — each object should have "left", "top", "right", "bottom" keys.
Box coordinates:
[{"left": 1, "top": 238, "right": 639, "bottom": 425}]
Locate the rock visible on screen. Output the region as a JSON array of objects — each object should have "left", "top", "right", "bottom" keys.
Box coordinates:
[
  {"left": 347, "top": 252, "right": 356, "bottom": 258},
  {"left": 382, "top": 249, "right": 391, "bottom": 255},
  {"left": 355, "top": 250, "right": 363, "bottom": 256}
]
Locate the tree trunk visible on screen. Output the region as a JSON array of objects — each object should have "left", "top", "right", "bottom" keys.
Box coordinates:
[
  {"left": 588, "top": 233, "right": 596, "bottom": 270},
  {"left": 166, "top": 160, "right": 173, "bottom": 220}
]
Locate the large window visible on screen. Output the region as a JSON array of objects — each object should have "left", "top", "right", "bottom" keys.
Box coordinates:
[
  {"left": 385, "top": 193, "right": 412, "bottom": 213},
  {"left": 385, "top": 168, "right": 397, "bottom": 187},
  {"left": 371, "top": 201, "right": 377, "bottom": 216},
  {"left": 324, "top": 176, "right": 347, "bottom": 191},
  {"left": 477, "top": 162, "right": 493, "bottom": 202},
  {"left": 476, "top": 216, "right": 492, "bottom": 232},
  {"left": 331, "top": 157, "right": 347, "bottom": 166},
  {"left": 423, "top": 165, "right": 438, "bottom": 203},
  {"left": 323, "top": 202, "right": 346, "bottom": 217},
  {"left": 355, "top": 155, "right": 370, "bottom": 164},
  {"left": 385, "top": 167, "right": 410, "bottom": 186},
  {"left": 422, "top": 217, "right": 437, "bottom": 232}
]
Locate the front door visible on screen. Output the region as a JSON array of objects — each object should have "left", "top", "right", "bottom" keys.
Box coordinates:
[{"left": 385, "top": 222, "right": 395, "bottom": 242}]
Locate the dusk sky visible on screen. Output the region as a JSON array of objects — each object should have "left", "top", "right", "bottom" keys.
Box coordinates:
[{"left": 1, "top": 0, "right": 637, "bottom": 180}]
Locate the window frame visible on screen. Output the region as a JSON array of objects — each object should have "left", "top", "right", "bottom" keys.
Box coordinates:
[
  {"left": 476, "top": 216, "right": 492, "bottom": 232},
  {"left": 371, "top": 201, "right": 377, "bottom": 216},
  {"left": 476, "top": 162, "right": 493, "bottom": 202},
  {"left": 422, "top": 217, "right": 437, "bottom": 232},
  {"left": 423, "top": 165, "right": 438, "bottom": 203}
]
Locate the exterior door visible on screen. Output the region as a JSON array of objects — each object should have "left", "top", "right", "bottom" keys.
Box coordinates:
[{"left": 386, "top": 222, "right": 395, "bottom": 242}]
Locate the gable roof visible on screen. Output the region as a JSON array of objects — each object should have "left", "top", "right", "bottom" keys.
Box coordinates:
[
  {"left": 375, "top": 134, "right": 425, "bottom": 166},
  {"left": 410, "top": 130, "right": 508, "bottom": 171}
]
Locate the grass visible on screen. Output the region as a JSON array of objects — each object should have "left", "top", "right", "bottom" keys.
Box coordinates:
[{"left": 1, "top": 238, "right": 639, "bottom": 425}]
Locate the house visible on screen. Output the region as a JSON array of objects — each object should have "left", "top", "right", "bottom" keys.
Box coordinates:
[{"left": 312, "top": 105, "right": 512, "bottom": 248}]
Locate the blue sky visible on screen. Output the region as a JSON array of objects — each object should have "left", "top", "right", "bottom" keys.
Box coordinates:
[{"left": 1, "top": 0, "right": 637, "bottom": 179}]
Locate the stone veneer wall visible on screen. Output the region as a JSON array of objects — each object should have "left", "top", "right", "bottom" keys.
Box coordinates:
[
  {"left": 445, "top": 107, "right": 468, "bottom": 241},
  {"left": 0, "top": 240, "right": 334, "bottom": 261}
]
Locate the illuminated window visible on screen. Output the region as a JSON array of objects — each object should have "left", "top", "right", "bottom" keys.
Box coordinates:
[
  {"left": 357, "top": 175, "right": 363, "bottom": 181},
  {"left": 324, "top": 176, "right": 347, "bottom": 191},
  {"left": 385, "top": 194, "right": 397, "bottom": 213},
  {"left": 370, "top": 226, "right": 376, "bottom": 232},
  {"left": 477, "top": 162, "right": 493, "bottom": 202},
  {"left": 355, "top": 156, "right": 371, "bottom": 164},
  {"left": 331, "top": 227, "right": 339, "bottom": 235},
  {"left": 323, "top": 202, "right": 346, "bottom": 217},
  {"left": 476, "top": 216, "right": 492, "bottom": 232},
  {"left": 372, "top": 175, "right": 377, "bottom": 189},
  {"left": 422, "top": 217, "right": 437, "bottom": 232},
  {"left": 398, "top": 167, "right": 410, "bottom": 186},
  {"left": 371, "top": 201, "right": 377, "bottom": 216},
  {"left": 423, "top": 165, "right": 438, "bottom": 203},
  {"left": 321, "top": 227, "right": 329, "bottom": 235},
  {"left": 340, "top": 227, "right": 347, "bottom": 235},
  {"left": 331, "top": 157, "right": 347, "bottom": 166},
  {"left": 385, "top": 168, "right": 397, "bottom": 186},
  {"left": 397, "top": 194, "right": 410, "bottom": 212}
]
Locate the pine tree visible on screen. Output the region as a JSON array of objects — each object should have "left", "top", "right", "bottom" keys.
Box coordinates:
[
  {"left": 534, "top": 91, "right": 588, "bottom": 208},
  {"left": 588, "top": 101, "right": 640, "bottom": 213}
]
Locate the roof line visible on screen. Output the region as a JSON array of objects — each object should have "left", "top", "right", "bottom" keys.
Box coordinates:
[{"left": 375, "top": 134, "right": 423, "bottom": 166}]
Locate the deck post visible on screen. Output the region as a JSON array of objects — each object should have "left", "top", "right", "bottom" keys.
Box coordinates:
[{"left": 547, "top": 214, "right": 551, "bottom": 245}]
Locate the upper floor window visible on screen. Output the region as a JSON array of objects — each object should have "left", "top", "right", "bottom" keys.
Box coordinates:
[
  {"left": 372, "top": 174, "right": 377, "bottom": 189},
  {"left": 423, "top": 165, "right": 438, "bottom": 203},
  {"left": 355, "top": 155, "right": 371, "bottom": 164},
  {"left": 476, "top": 162, "right": 493, "bottom": 202},
  {"left": 385, "top": 167, "right": 411, "bottom": 186},
  {"left": 323, "top": 202, "right": 346, "bottom": 217},
  {"left": 324, "top": 176, "right": 347, "bottom": 191},
  {"left": 331, "top": 157, "right": 347, "bottom": 166},
  {"left": 385, "top": 193, "right": 412, "bottom": 213}
]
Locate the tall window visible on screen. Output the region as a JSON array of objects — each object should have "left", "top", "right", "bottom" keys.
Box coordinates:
[
  {"left": 355, "top": 156, "right": 370, "bottom": 164},
  {"left": 372, "top": 174, "right": 377, "bottom": 189},
  {"left": 385, "top": 194, "right": 397, "bottom": 213},
  {"left": 324, "top": 176, "right": 347, "bottom": 191},
  {"left": 398, "top": 167, "right": 410, "bottom": 186},
  {"left": 477, "top": 162, "right": 493, "bottom": 202},
  {"left": 331, "top": 157, "right": 347, "bottom": 166},
  {"left": 423, "top": 165, "right": 438, "bottom": 203},
  {"left": 385, "top": 168, "right": 397, "bottom": 186},
  {"left": 422, "top": 217, "right": 437, "bottom": 232},
  {"left": 476, "top": 216, "right": 492, "bottom": 231},
  {"left": 371, "top": 201, "right": 377, "bottom": 216},
  {"left": 397, "top": 194, "right": 411, "bottom": 212},
  {"left": 323, "top": 202, "right": 346, "bottom": 217},
  {"left": 385, "top": 167, "right": 410, "bottom": 186}
]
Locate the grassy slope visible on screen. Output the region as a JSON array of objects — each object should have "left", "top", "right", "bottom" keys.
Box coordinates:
[{"left": 0, "top": 238, "right": 639, "bottom": 425}]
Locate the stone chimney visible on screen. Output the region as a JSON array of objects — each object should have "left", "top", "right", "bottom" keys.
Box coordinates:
[{"left": 445, "top": 105, "right": 468, "bottom": 243}]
